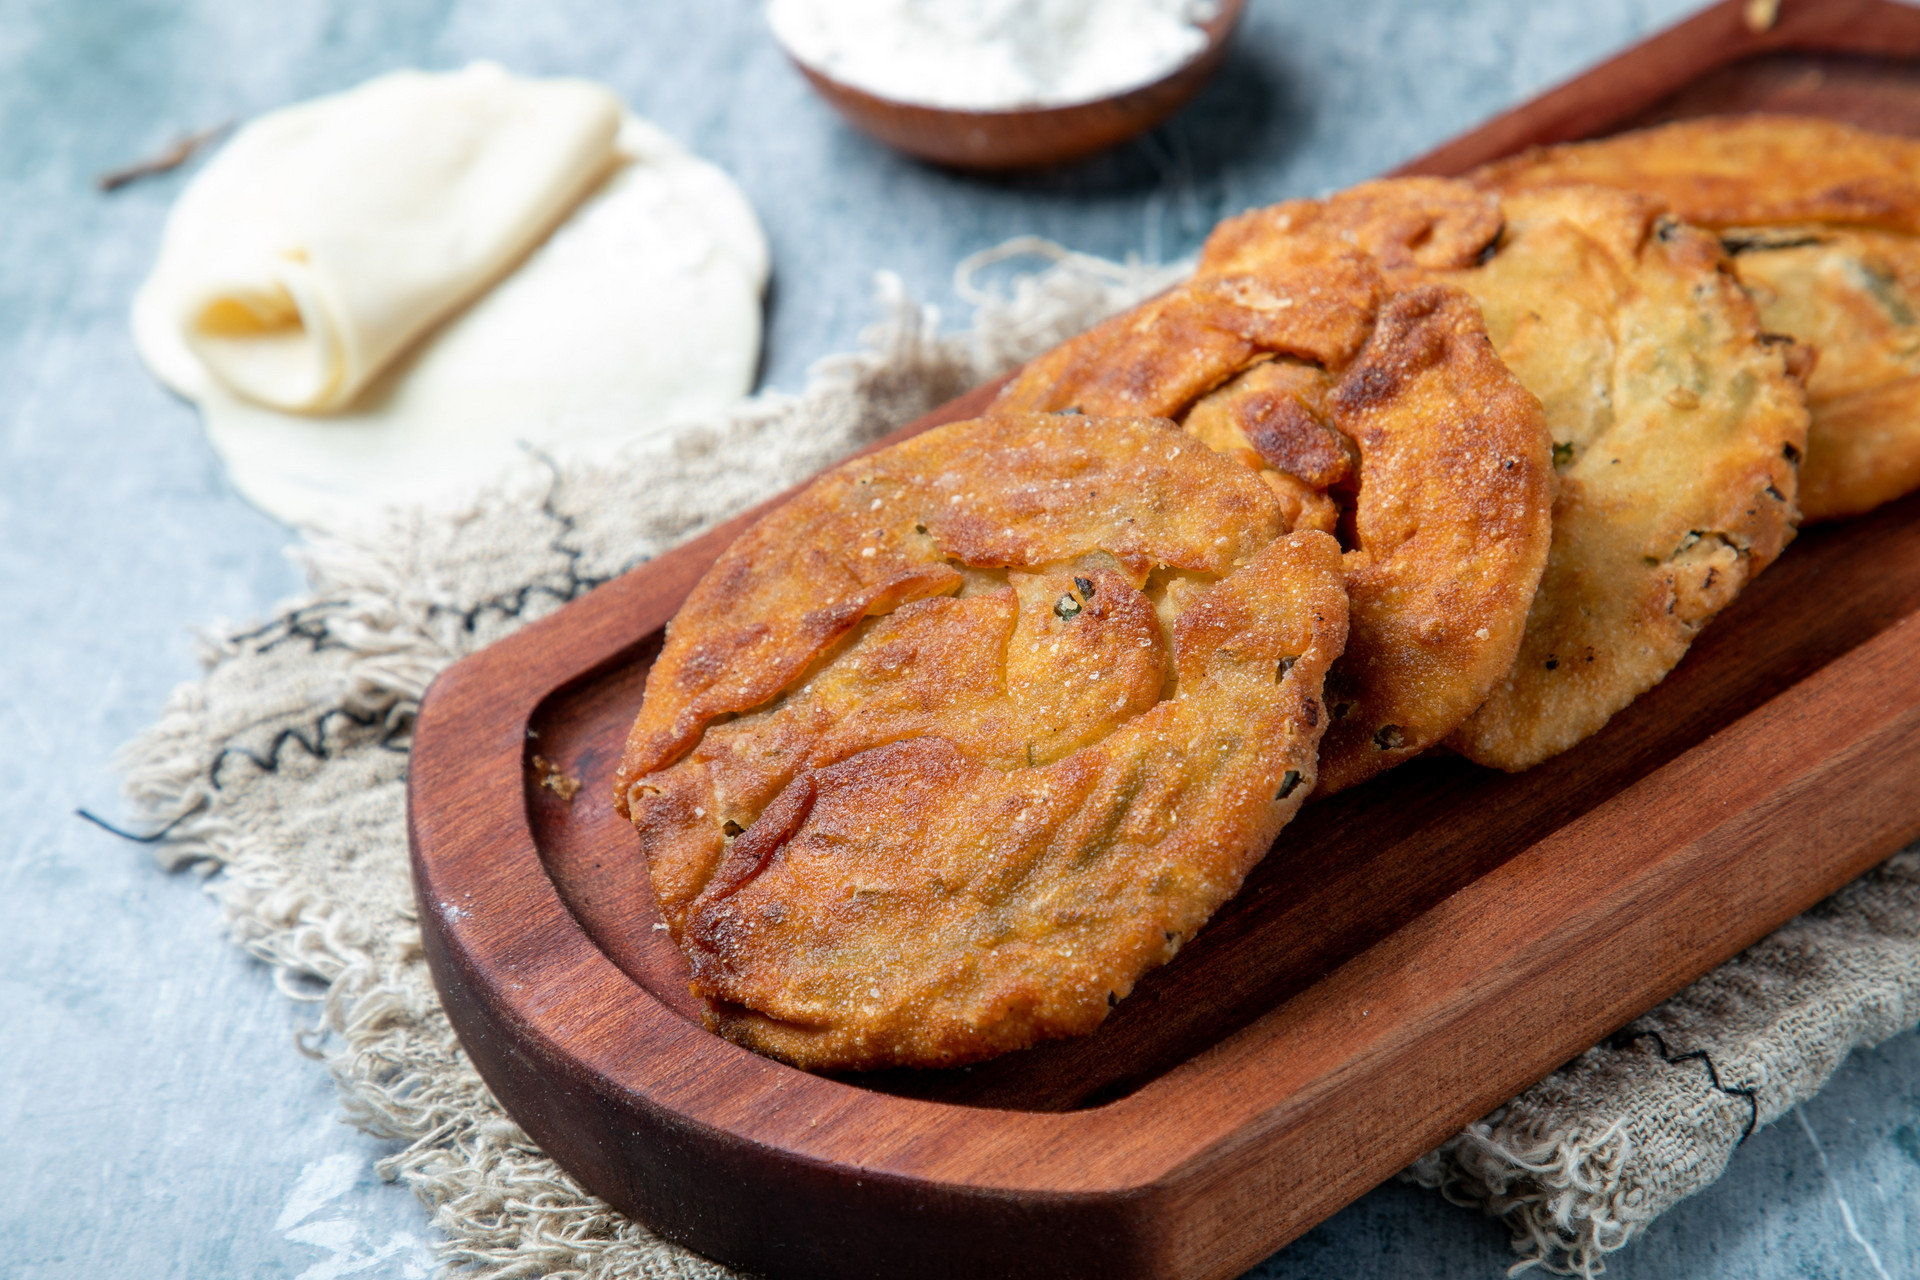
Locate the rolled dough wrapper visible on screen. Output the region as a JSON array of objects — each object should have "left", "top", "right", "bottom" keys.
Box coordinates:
[
  {"left": 134, "top": 112, "right": 769, "bottom": 531},
  {"left": 140, "top": 63, "right": 622, "bottom": 413}
]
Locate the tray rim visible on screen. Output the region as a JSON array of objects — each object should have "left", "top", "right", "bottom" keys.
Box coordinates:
[{"left": 408, "top": 2, "right": 1920, "bottom": 1275}]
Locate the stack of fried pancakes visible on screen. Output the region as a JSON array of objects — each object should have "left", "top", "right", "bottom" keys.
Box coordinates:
[{"left": 613, "top": 115, "right": 1920, "bottom": 1071}]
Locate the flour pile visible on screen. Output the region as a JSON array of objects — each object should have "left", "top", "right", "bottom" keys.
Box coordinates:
[{"left": 768, "top": 0, "right": 1221, "bottom": 110}]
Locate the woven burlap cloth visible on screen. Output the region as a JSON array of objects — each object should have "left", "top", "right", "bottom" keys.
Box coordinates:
[{"left": 117, "top": 241, "right": 1920, "bottom": 1279}]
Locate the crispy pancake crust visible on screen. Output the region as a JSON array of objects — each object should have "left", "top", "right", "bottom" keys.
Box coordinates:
[
  {"left": 1472, "top": 115, "right": 1920, "bottom": 233},
  {"left": 1201, "top": 177, "right": 1507, "bottom": 277},
  {"left": 993, "top": 235, "right": 1382, "bottom": 417},
  {"left": 1316, "top": 284, "right": 1555, "bottom": 789},
  {"left": 1434, "top": 186, "right": 1809, "bottom": 768},
  {"left": 992, "top": 188, "right": 1553, "bottom": 793},
  {"left": 1704, "top": 227, "right": 1920, "bottom": 520},
  {"left": 1474, "top": 116, "right": 1920, "bottom": 520},
  {"left": 616, "top": 413, "right": 1348, "bottom": 1070}
]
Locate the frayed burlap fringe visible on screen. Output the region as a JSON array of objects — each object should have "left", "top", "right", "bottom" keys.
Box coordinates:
[{"left": 116, "top": 237, "right": 1920, "bottom": 1279}]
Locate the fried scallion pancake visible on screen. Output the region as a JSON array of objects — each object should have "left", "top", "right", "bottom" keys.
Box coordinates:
[
  {"left": 1470, "top": 115, "right": 1920, "bottom": 234},
  {"left": 1119, "top": 175, "right": 1809, "bottom": 770},
  {"left": 1199, "top": 175, "right": 1509, "bottom": 277},
  {"left": 1186, "top": 285, "right": 1553, "bottom": 790},
  {"left": 1474, "top": 115, "right": 1920, "bottom": 520},
  {"left": 994, "top": 192, "right": 1555, "bottom": 793},
  {"left": 1423, "top": 185, "right": 1810, "bottom": 768},
  {"left": 613, "top": 413, "right": 1348, "bottom": 1070},
  {"left": 1723, "top": 228, "right": 1920, "bottom": 518}
]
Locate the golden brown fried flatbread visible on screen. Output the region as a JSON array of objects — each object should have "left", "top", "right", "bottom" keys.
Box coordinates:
[
  {"left": 1474, "top": 115, "right": 1920, "bottom": 520},
  {"left": 1471, "top": 115, "right": 1920, "bottom": 233},
  {"left": 1725, "top": 228, "right": 1920, "bottom": 518},
  {"left": 1187, "top": 285, "right": 1554, "bottom": 791},
  {"left": 1424, "top": 185, "right": 1809, "bottom": 768},
  {"left": 993, "top": 192, "right": 1555, "bottom": 794},
  {"left": 615, "top": 413, "right": 1348, "bottom": 1070},
  {"left": 1131, "top": 176, "right": 1809, "bottom": 770}
]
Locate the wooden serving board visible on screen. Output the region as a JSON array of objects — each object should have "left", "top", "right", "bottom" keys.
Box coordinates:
[{"left": 409, "top": 4, "right": 1920, "bottom": 1276}]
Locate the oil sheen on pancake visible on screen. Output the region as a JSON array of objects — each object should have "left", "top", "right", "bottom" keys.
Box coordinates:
[
  {"left": 995, "top": 188, "right": 1554, "bottom": 794},
  {"left": 1474, "top": 115, "right": 1920, "bottom": 520},
  {"left": 613, "top": 413, "right": 1348, "bottom": 1070}
]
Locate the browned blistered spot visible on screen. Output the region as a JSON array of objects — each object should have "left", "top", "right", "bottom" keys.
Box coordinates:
[
  {"left": 1330, "top": 285, "right": 1454, "bottom": 416},
  {"left": 1235, "top": 392, "right": 1353, "bottom": 486},
  {"left": 1187, "top": 358, "right": 1355, "bottom": 492}
]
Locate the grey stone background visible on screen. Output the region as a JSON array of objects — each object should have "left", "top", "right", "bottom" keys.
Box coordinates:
[{"left": 3, "top": 0, "right": 1916, "bottom": 1275}]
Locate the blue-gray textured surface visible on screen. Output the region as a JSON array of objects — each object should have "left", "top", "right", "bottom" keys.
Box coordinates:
[{"left": 4, "top": 1, "right": 1917, "bottom": 1276}]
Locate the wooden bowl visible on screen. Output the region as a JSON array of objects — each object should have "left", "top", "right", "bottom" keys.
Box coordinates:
[{"left": 785, "top": 0, "right": 1248, "bottom": 171}]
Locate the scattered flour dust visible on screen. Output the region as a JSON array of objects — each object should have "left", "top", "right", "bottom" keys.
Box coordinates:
[
  {"left": 277, "top": 1151, "right": 436, "bottom": 1280},
  {"left": 768, "top": 0, "right": 1221, "bottom": 110}
]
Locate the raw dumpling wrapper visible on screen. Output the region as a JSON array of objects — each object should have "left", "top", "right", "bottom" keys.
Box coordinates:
[
  {"left": 133, "top": 70, "right": 768, "bottom": 531},
  {"left": 141, "top": 63, "right": 623, "bottom": 413}
]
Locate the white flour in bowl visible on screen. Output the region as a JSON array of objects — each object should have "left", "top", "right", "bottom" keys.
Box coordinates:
[{"left": 768, "top": 0, "right": 1221, "bottom": 111}]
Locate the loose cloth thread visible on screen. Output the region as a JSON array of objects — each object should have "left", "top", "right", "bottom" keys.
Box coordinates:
[{"left": 115, "top": 239, "right": 1920, "bottom": 1278}]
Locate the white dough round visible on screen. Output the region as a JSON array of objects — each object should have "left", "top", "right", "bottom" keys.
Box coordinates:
[{"left": 134, "top": 114, "right": 769, "bottom": 532}]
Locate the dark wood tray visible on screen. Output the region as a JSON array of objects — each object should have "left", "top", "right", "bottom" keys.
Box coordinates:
[{"left": 408, "top": 4, "right": 1920, "bottom": 1276}]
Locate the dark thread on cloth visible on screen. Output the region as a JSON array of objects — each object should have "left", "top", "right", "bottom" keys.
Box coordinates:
[
  {"left": 421, "top": 453, "right": 631, "bottom": 636},
  {"left": 228, "top": 603, "right": 349, "bottom": 656},
  {"left": 208, "top": 704, "right": 411, "bottom": 790},
  {"left": 202, "top": 456, "right": 644, "bottom": 798},
  {"left": 1607, "top": 1029, "right": 1760, "bottom": 1144},
  {"left": 76, "top": 795, "right": 210, "bottom": 842}
]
